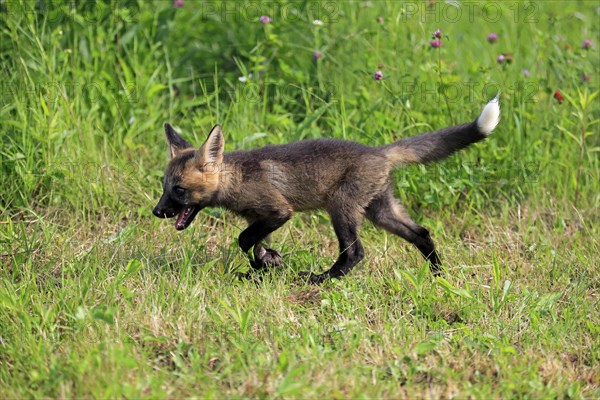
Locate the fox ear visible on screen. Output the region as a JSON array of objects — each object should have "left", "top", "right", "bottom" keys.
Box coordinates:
[
  {"left": 165, "top": 123, "right": 192, "bottom": 159},
  {"left": 196, "top": 125, "right": 224, "bottom": 167}
]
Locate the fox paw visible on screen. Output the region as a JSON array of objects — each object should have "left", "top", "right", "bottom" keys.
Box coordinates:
[
  {"left": 252, "top": 247, "right": 282, "bottom": 269},
  {"left": 299, "top": 271, "right": 328, "bottom": 285}
]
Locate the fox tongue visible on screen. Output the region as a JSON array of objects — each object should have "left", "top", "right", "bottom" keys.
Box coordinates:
[{"left": 175, "top": 206, "right": 194, "bottom": 230}]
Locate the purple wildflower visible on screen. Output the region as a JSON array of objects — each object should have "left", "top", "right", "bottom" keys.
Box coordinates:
[
  {"left": 259, "top": 15, "right": 271, "bottom": 24},
  {"left": 487, "top": 33, "right": 498, "bottom": 43},
  {"left": 433, "top": 29, "right": 442, "bottom": 39},
  {"left": 582, "top": 39, "right": 593, "bottom": 50},
  {"left": 312, "top": 51, "right": 323, "bottom": 61},
  {"left": 430, "top": 39, "right": 442, "bottom": 48},
  {"left": 173, "top": 0, "right": 184, "bottom": 7},
  {"left": 497, "top": 54, "right": 505, "bottom": 64},
  {"left": 522, "top": 69, "right": 530, "bottom": 77},
  {"left": 373, "top": 70, "right": 383, "bottom": 81}
]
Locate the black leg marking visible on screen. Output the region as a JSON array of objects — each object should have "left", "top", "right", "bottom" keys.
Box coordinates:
[
  {"left": 366, "top": 192, "right": 442, "bottom": 274},
  {"left": 238, "top": 213, "right": 290, "bottom": 270},
  {"left": 302, "top": 208, "right": 365, "bottom": 284}
]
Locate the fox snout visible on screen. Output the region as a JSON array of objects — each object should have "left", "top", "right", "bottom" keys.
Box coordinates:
[
  {"left": 153, "top": 192, "right": 202, "bottom": 230},
  {"left": 152, "top": 194, "right": 178, "bottom": 219},
  {"left": 152, "top": 206, "right": 176, "bottom": 219}
]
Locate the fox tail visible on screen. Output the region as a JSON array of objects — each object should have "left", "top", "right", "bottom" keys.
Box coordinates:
[{"left": 382, "top": 97, "right": 500, "bottom": 166}]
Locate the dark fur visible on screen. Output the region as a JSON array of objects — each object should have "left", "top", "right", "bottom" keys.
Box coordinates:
[{"left": 154, "top": 117, "right": 491, "bottom": 283}]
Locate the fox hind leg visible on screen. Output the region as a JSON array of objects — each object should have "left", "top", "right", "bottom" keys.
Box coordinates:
[{"left": 366, "top": 192, "right": 442, "bottom": 274}]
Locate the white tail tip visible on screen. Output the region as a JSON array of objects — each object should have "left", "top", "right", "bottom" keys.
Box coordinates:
[{"left": 477, "top": 96, "right": 501, "bottom": 136}]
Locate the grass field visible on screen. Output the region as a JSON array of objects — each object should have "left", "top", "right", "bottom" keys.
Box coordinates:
[{"left": 1, "top": 0, "right": 599, "bottom": 398}]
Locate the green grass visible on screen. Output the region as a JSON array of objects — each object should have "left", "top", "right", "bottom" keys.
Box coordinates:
[{"left": 1, "top": 0, "right": 599, "bottom": 398}]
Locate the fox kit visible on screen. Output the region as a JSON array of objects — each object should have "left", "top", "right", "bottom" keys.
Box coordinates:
[{"left": 153, "top": 98, "right": 500, "bottom": 283}]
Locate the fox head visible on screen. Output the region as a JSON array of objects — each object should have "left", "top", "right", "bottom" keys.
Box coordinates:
[{"left": 153, "top": 124, "right": 224, "bottom": 230}]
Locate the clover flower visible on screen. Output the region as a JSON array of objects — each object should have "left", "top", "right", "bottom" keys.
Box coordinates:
[
  {"left": 487, "top": 33, "right": 498, "bottom": 43},
  {"left": 582, "top": 39, "right": 593, "bottom": 50}
]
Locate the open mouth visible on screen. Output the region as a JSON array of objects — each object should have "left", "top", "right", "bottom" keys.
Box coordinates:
[{"left": 174, "top": 206, "right": 200, "bottom": 230}]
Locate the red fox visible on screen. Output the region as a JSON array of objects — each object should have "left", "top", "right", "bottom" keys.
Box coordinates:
[{"left": 153, "top": 98, "right": 500, "bottom": 283}]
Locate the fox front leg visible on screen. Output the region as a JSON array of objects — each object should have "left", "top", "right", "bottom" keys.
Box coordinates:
[
  {"left": 238, "top": 213, "right": 290, "bottom": 270},
  {"left": 301, "top": 208, "right": 365, "bottom": 284}
]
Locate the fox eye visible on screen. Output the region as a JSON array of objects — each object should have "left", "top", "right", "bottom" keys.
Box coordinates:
[{"left": 174, "top": 186, "right": 186, "bottom": 196}]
